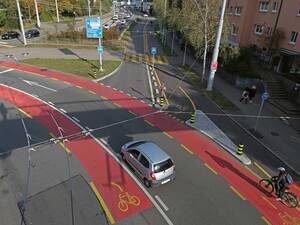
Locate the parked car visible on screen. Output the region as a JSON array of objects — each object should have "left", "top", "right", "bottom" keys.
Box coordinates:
[
  {"left": 25, "top": 29, "right": 40, "bottom": 38},
  {"left": 143, "top": 14, "right": 148, "bottom": 17},
  {"left": 121, "top": 140, "right": 175, "bottom": 187},
  {"left": 126, "top": 14, "right": 131, "bottom": 18},
  {"left": 120, "top": 19, "right": 126, "bottom": 25},
  {"left": 1, "top": 31, "right": 19, "bottom": 40}
]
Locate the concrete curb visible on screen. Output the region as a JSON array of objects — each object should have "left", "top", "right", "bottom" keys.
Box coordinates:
[{"left": 94, "top": 60, "right": 123, "bottom": 82}]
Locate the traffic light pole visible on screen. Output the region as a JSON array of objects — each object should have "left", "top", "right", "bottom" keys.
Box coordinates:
[
  {"left": 16, "top": 0, "right": 27, "bottom": 45},
  {"left": 206, "top": 0, "right": 227, "bottom": 91}
]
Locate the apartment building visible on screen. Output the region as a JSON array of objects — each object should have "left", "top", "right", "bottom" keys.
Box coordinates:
[{"left": 227, "top": 0, "right": 300, "bottom": 74}]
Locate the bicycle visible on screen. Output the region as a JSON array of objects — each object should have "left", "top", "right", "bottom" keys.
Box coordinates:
[
  {"left": 259, "top": 176, "right": 298, "bottom": 208},
  {"left": 118, "top": 192, "right": 140, "bottom": 212}
]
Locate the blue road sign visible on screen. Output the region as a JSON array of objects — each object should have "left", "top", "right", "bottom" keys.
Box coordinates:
[
  {"left": 151, "top": 47, "right": 157, "bottom": 55},
  {"left": 261, "top": 92, "right": 270, "bottom": 101},
  {"left": 97, "top": 46, "right": 103, "bottom": 54},
  {"left": 86, "top": 17, "right": 103, "bottom": 38}
]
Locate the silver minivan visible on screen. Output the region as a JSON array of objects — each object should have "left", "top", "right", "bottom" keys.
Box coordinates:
[{"left": 121, "top": 141, "right": 175, "bottom": 187}]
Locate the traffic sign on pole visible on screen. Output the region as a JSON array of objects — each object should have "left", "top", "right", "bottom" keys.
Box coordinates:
[
  {"left": 151, "top": 47, "right": 157, "bottom": 56},
  {"left": 86, "top": 17, "right": 103, "bottom": 38},
  {"left": 261, "top": 92, "right": 270, "bottom": 101},
  {"left": 97, "top": 46, "right": 103, "bottom": 54},
  {"left": 211, "top": 61, "right": 218, "bottom": 72}
]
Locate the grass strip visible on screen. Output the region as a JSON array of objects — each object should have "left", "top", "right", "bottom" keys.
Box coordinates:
[
  {"left": 178, "top": 65, "right": 239, "bottom": 111},
  {"left": 21, "top": 58, "right": 121, "bottom": 79}
]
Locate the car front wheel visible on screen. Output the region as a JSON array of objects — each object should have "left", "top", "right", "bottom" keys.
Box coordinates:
[{"left": 143, "top": 178, "right": 151, "bottom": 188}]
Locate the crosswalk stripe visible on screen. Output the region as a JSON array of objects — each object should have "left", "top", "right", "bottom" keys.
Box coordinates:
[
  {"left": 145, "top": 54, "right": 149, "bottom": 63},
  {"left": 157, "top": 55, "right": 164, "bottom": 64},
  {"left": 132, "top": 53, "right": 137, "bottom": 63}
]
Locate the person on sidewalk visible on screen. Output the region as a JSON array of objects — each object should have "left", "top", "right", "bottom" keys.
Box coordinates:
[
  {"left": 249, "top": 85, "right": 257, "bottom": 103},
  {"left": 240, "top": 87, "right": 250, "bottom": 104}
]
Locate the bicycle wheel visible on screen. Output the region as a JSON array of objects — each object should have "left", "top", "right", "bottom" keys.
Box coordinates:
[
  {"left": 118, "top": 200, "right": 129, "bottom": 212},
  {"left": 282, "top": 192, "right": 298, "bottom": 208},
  {"left": 129, "top": 196, "right": 140, "bottom": 206},
  {"left": 259, "top": 179, "right": 274, "bottom": 194}
]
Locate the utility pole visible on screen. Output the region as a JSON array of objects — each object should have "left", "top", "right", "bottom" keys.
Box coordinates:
[
  {"left": 182, "top": 40, "right": 187, "bottom": 65},
  {"left": 206, "top": 0, "right": 227, "bottom": 91},
  {"left": 88, "top": 0, "right": 91, "bottom": 17},
  {"left": 55, "top": 0, "right": 60, "bottom": 23},
  {"left": 34, "top": 0, "right": 40, "bottom": 28},
  {"left": 99, "top": 0, "right": 103, "bottom": 71},
  {"left": 16, "top": 0, "right": 27, "bottom": 45},
  {"left": 163, "top": 0, "right": 167, "bottom": 44}
]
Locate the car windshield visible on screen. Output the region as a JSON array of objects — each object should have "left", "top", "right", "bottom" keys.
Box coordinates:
[{"left": 154, "top": 159, "right": 173, "bottom": 173}]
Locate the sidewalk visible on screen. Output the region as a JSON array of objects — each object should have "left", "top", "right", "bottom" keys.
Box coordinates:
[{"left": 163, "top": 31, "right": 300, "bottom": 175}]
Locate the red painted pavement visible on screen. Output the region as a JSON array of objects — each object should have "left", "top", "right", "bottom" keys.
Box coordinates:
[
  {"left": 0, "top": 84, "right": 152, "bottom": 222},
  {"left": 1, "top": 61, "right": 300, "bottom": 224}
]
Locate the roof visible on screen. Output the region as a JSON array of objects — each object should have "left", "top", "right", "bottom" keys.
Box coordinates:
[{"left": 137, "top": 142, "right": 170, "bottom": 164}]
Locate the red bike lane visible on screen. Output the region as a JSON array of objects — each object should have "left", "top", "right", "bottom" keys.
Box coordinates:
[
  {"left": 0, "top": 84, "right": 152, "bottom": 223},
  {"left": 1, "top": 61, "right": 300, "bottom": 224}
]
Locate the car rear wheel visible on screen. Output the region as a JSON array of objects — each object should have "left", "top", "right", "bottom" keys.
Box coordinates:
[{"left": 143, "top": 178, "right": 151, "bottom": 188}]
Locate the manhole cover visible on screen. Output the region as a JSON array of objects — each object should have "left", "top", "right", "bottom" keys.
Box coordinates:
[{"left": 270, "top": 131, "right": 279, "bottom": 136}]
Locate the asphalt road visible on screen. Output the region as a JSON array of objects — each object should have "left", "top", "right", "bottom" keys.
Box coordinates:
[{"left": 0, "top": 66, "right": 268, "bottom": 225}]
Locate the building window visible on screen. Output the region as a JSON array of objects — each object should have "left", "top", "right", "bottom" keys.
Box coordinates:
[
  {"left": 272, "top": 2, "right": 278, "bottom": 12},
  {"left": 231, "top": 24, "right": 239, "bottom": 36},
  {"left": 234, "top": 7, "right": 242, "bottom": 16},
  {"left": 297, "top": 8, "right": 300, "bottom": 16},
  {"left": 255, "top": 24, "right": 263, "bottom": 35},
  {"left": 266, "top": 26, "right": 272, "bottom": 35},
  {"left": 259, "top": 2, "right": 269, "bottom": 12},
  {"left": 290, "top": 31, "right": 298, "bottom": 44}
]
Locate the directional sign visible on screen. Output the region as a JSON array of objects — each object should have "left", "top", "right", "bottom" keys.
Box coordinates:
[
  {"left": 86, "top": 17, "right": 102, "bottom": 38},
  {"left": 211, "top": 61, "right": 218, "bottom": 72},
  {"left": 97, "top": 46, "right": 103, "bottom": 54},
  {"left": 261, "top": 92, "right": 270, "bottom": 101},
  {"left": 151, "top": 47, "right": 157, "bottom": 55}
]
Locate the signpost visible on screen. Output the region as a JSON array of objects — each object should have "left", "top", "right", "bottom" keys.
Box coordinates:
[
  {"left": 254, "top": 92, "right": 270, "bottom": 132},
  {"left": 86, "top": 17, "right": 103, "bottom": 71},
  {"left": 211, "top": 61, "right": 218, "bottom": 72},
  {"left": 151, "top": 47, "right": 157, "bottom": 66}
]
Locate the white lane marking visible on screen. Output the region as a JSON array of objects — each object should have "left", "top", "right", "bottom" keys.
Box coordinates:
[
  {"left": 48, "top": 101, "right": 54, "bottom": 105},
  {"left": 100, "top": 138, "right": 108, "bottom": 145},
  {"left": 119, "top": 90, "right": 124, "bottom": 93},
  {"left": 146, "top": 64, "right": 155, "bottom": 105},
  {"left": 152, "top": 76, "right": 156, "bottom": 81},
  {"left": 1, "top": 84, "right": 174, "bottom": 225},
  {"left": 113, "top": 87, "right": 117, "bottom": 91},
  {"left": 0, "top": 68, "right": 14, "bottom": 74},
  {"left": 154, "top": 81, "right": 158, "bottom": 87},
  {"left": 155, "top": 89, "right": 159, "bottom": 94},
  {"left": 72, "top": 116, "right": 80, "bottom": 122},
  {"left": 140, "top": 100, "right": 145, "bottom": 103},
  {"left": 22, "top": 79, "right": 57, "bottom": 92},
  {"left": 60, "top": 108, "right": 67, "bottom": 113},
  {"left": 31, "top": 94, "right": 39, "bottom": 98},
  {"left": 106, "top": 85, "right": 111, "bottom": 88},
  {"left": 155, "top": 195, "right": 169, "bottom": 211},
  {"left": 85, "top": 126, "right": 90, "bottom": 131}
]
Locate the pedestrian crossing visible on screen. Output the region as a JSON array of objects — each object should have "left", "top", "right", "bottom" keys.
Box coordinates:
[{"left": 124, "top": 53, "right": 168, "bottom": 64}]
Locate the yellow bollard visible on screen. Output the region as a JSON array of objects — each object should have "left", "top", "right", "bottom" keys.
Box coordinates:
[
  {"left": 237, "top": 143, "right": 244, "bottom": 155},
  {"left": 160, "top": 96, "right": 165, "bottom": 106},
  {"left": 190, "top": 112, "right": 196, "bottom": 123}
]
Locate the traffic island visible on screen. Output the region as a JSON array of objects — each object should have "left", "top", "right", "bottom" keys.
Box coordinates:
[
  {"left": 21, "top": 58, "right": 121, "bottom": 79},
  {"left": 186, "top": 110, "right": 252, "bottom": 165}
]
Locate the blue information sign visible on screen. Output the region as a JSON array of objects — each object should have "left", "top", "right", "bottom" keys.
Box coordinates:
[
  {"left": 261, "top": 92, "right": 270, "bottom": 101},
  {"left": 86, "top": 17, "right": 103, "bottom": 38},
  {"left": 97, "top": 46, "right": 103, "bottom": 54},
  {"left": 151, "top": 47, "right": 157, "bottom": 55}
]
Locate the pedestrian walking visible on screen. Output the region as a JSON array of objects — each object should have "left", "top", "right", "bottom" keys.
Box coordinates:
[
  {"left": 249, "top": 85, "right": 257, "bottom": 103},
  {"left": 240, "top": 87, "right": 250, "bottom": 104}
]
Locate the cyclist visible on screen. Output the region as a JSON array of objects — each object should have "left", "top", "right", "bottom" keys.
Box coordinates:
[{"left": 275, "top": 167, "right": 294, "bottom": 200}]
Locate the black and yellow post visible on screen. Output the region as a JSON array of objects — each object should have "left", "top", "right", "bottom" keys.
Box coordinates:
[
  {"left": 190, "top": 112, "right": 196, "bottom": 123},
  {"left": 93, "top": 70, "right": 97, "bottom": 78},
  {"left": 237, "top": 143, "right": 244, "bottom": 155},
  {"left": 160, "top": 96, "right": 165, "bottom": 106}
]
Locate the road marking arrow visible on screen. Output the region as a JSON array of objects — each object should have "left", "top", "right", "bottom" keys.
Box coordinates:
[{"left": 22, "top": 79, "right": 57, "bottom": 92}]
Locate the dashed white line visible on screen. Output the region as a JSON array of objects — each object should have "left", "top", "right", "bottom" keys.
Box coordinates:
[
  {"left": 31, "top": 94, "right": 39, "bottom": 98},
  {"left": 140, "top": 100, "right": 145, "bottom": 103},
  {"left": 113, "top": 87, "right": 117, "bottom": 91},
  {"left": 155, "top": 195, "right": 169, "bottom": 211},
  {"left": 119, "top": 90, "right": 124, "bottom": 93},
  {"left": 152, "top": 76, "right": 156, "bottom": 81},
  {"left": 154, "top": 81, "right": 158, "bottom": 87},
  {"left": 72, "top": 117, "right": 80, "bottom": 122},
  {"left": 60, "top": 108, "right": 67, "bottom": 113},
  {"left": 155, "top": 89, "right": 159, "bottom": 94},
  {"left": 0, "top": 68, "right": 14, "bottom": 74},
  {"left": 48, "top": 101, "right": 54, "bottom": 105}
]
